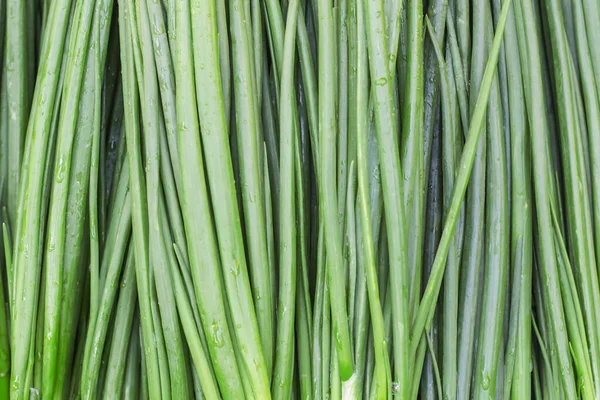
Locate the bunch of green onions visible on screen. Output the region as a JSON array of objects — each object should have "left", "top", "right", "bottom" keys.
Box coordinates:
[{"left": 1, "top": 0, "right": 600, "bottom": 397}]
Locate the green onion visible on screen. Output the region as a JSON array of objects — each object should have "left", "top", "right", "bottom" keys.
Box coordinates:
[{"left": 3, "top": 0, "right": 600, "bottom": 397}]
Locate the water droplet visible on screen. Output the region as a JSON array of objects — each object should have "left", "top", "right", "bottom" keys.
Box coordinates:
[
  {"left": 481, "top": 373, "right": 490, "bottom": 390},
  {"left": 230, "top": 260, "right": 240, "bottom": 276},
  {"left": 375, "top": 77, "right": 387, "bottom": 86},
  {"left": 56, "top": 159, "right": 67, "bottom": 183},
  {"left": 210, "top": 323, "right": 224, "bottom": 347}
]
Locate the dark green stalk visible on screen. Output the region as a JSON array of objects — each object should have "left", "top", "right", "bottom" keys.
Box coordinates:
[
  {"left": 294, "top": 91, "right": 314, "bottom": 398},
  {"left": 295, "top": 226, "right": 312, "bottom": 400},
  {"left": 263, "top": 146, "right": 277, "bottom": 349},
  {"left": 422, "top": 0, "right": 448, "bottom": 196},
  {"left": 418, "top": 102, "right": 442, "bottom": 400},
  {"left": 345, "top": 164, "right": 357, "bottom": 337},
  {"left": 426, "top": 18, "right": 462, "bottom": 400}
]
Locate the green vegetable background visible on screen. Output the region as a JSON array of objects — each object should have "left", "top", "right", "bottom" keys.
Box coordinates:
[{"left": 0, "top": 0, "right": 599, "bottom": 397}]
